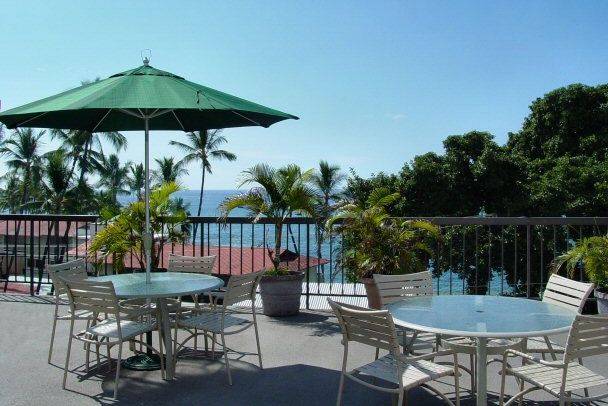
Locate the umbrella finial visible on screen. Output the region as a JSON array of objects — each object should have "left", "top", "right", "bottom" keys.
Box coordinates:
[{"left": 141, "top": 49, "right": 151, "bottom": 66}]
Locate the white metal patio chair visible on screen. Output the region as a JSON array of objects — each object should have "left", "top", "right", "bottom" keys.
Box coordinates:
[
  {"left": 61, "top": 278, "right": 165, "bottom": 399},
  {"left": 173, "top": 270, "right": 264, "bottom": 385},
  {"left": 373, "top": 271, "right": 440, "bottom": 355},
  {"left": 167, "top": 253, "right": 217, "bottom": 351},
  {"left": 328, "top": 299, "right": 460, "bottom": 406},
  {"left": 500, "top": 314, "right": 608, "bottom": 406},
  {"left": 524, "top": 274, "right": 594, "bottom": 360},
  {"left": 47, "top": 258, "right": 97, "bottom": 364}
]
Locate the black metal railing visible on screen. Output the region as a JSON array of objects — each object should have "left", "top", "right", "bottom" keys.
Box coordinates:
[{"left": 2, "top": 214, "right": 607, "bottom": 308}]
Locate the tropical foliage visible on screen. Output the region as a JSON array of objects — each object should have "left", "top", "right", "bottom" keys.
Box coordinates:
[
  {"left": 219, "top": 164, "right": 317, "bottom": 274},
  {"left": 89, "top": 182, "right": 188, "bottom": 272},
  {"left": 327, "top": 188, "right": 440, "bottom": 283},
  {"left": 553, "top": 236, "right": 608, "bottom": 291}
]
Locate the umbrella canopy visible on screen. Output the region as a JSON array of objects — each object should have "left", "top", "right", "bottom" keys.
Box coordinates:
[
  {"left": 0, "top": 60, "right": 298, "bottom": 283},
  {"left": 0, "top": 62, "right": 298, "bottom": 131}
]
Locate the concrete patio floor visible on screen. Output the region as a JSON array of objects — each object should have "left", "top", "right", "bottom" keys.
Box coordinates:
[{"left": 1, "top": 294, "right": 606, "bottom": 406}]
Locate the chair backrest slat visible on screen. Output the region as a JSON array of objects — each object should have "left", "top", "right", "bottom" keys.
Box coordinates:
[
  {"left": 47, "top": 258, "right": 88, "bottom": 296},
  {"left": 542, "top": 274, "right": 594, "bottom": 313},
  {"left": 373, "top": 271, "right": 433, "bottom": 306},
  {"left": 328, "top": 299, "right": 399, "bottom": 353},
  {"left": 565, "top": 314, "right": 608, "bottom": 362},
  {"left": 223, "top": 270, "right": 264, "bottom": 307},
  {"left": 63, "top": 279, "right": 120, "bottom": 315},
  {"left": 168, "top": 254, "right": 215, "bottom": 274}
]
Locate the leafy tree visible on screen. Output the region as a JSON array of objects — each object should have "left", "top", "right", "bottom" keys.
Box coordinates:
[
  {"left": 152, "top": 157, "right": 188, "bottom": 186},
  {"left": 219, "top": 164, "right": 317, "bottom": 273},
  {"left": 170, "top": 130, "right": 236, "bottom": 242}
]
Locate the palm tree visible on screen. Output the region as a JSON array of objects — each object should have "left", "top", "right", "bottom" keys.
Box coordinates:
[
  {"left": 311, "top": 161, "right": 346, "bottom": 279},
  {"left": 219, "top": 164, "right": 317, "bottom": 272},
  {"left": 170, "top": 130, "right": 236, "bottom": 242},
  {"left": 50, "top": 128, "right": 126, "bottom": 187},
  {"left": 0, "top": 128, "right": 45, "bottom": 212},
  {"left": 128, "top": 163, "right": 145, "bottom": 200},
  {"left": 96, "top": 154, "right": 131, "bottom": 206},
  {"left": 36, "top": 149, "right": 74, "bottom": 213},
  {"left": 152, "top": 157, "right": 188, "bottom": 186}
]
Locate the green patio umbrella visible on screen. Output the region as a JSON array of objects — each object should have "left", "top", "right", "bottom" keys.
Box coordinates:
[{"left": 0, "top": 58, "right": 298, "bottom": 283}]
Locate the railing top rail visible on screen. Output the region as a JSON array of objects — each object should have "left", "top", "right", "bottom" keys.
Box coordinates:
[
  {"left": 399, "top": 217, "right": 608, "bottom": 226},
  {"left": 0, "top": 214, "right": 607, "bottom": 226}
]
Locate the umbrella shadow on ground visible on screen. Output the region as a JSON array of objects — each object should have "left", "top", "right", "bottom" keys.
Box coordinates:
[
  {"left": 91, "top": 358, "right": 475, "bottom": 406},
  {"left": 266, "top": 311, "right": 341, "bottom": 337}
]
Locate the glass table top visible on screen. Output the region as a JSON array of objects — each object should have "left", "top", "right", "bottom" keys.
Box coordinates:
[
  {"left": 386, "top": 295, "right": 577, "bottom": 338},
  {"left": 94, "top": 272, "right": 224, "bottom": 299}
]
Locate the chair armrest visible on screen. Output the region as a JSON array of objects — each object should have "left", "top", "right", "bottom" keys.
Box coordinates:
[{"left": 504, "top": 349, "right": 565, "bottom": 368}]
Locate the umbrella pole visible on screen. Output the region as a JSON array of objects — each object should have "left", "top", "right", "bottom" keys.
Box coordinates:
[{"left": 144, "top": 116, "right": 152, "bottom": 284}]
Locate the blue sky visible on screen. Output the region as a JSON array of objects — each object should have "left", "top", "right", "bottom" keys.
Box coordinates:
[{"left": 1, "top": 0, "right": 608, "bottom": 189}]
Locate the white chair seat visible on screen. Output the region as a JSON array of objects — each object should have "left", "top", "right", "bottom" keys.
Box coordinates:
[
  {"left": 177, "top": 310, "right": 250, "bottom": 333},
  {"left": 356, "top": 354, "right": 454, "bottom": 390},
  {"left": 509, "top": 362, "right": 608, "bottom": 396},
  {"left": 524, "top": 336, "right": 565, "bottom": 353},
  {"left": 86, "top": 319, "right": 156, "bottom": 340}
]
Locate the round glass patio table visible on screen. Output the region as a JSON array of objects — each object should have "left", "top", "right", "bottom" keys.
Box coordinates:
[
  {"left": 386, "top": 295, "right": 577, "bottom": 406},
  {"left": 95, "top": 272, "right": 223, "bottom": 380}
]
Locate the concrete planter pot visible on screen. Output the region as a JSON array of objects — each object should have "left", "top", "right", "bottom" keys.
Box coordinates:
[
  {"left": 596, "top": 289, "right": 608, "bottom": 315},
  {"left": 361, "top": 278, "right": 382, "bottom": 309},
  {"left": 259, "top": 272, "right": 304, "bottom": 317}
]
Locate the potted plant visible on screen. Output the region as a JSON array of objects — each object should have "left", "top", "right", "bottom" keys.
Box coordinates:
[
  {"left": 554, "top": 235, "right": 608, "bottom": 314},
  {"left": 327, "top": 187, "right": 439, "bottom": 309},
  {"left": 89, "top": 182, "right": 188, "bottom": 272},
  {"left": 219, "top": 164, "right": 317, "bottom": 316}
]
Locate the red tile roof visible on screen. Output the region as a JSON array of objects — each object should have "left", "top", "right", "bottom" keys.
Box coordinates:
[{"left": 71, "top": 243, "right": 328, "bottom": 275}]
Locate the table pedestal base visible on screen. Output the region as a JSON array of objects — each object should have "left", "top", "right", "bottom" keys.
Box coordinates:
[{"left": 122, "top": 353, "right": 163, "bottom": 371}]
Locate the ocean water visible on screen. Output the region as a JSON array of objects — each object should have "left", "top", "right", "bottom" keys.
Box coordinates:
[{"left": 118, "top": 189, "right": 246, "bottom": 217}]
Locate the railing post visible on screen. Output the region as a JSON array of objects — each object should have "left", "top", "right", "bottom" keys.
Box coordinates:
[
  {"left": 306, "top": 222, "right": 310, "bottom": 310},
  {"left": 526, "top": 223, "right": 531, "bottom": 298},
  {"left": 29, "top": 220, "right": 35, "bottom": 296}
]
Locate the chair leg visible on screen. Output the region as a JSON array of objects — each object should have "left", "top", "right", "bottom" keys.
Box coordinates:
[
  {"left": 194, "top": 327, "right": 198, "bottom": 350},
  {"left": 470, "top": 354, "right": 476, "bottom": 394},
  {"left": 48, "top": 307, "right": 59, "bottom": 363},
  {"left": 221, "top": 332, "right": 232, "bottom": 385},
  {"left": 62, "top": 319, "right": 75, "bottom": 390},
  {"left": 397, "top": 390, "right": 404, "bottom": 406},
  {"left": 113, "top": 343, "right": 122, "bottom": 400},
  {"left": 517, "top": 378, "right": 524, "bottom": 406},
  {"left": 211, "top": 333, "right": 216, "bottom": 359},
  {"left": 336, "top": 372, "right": 345, "bottom": 406},
  {"left": 499, "top": 359, "right": 507, "bottom": 406},
  {"left": 253, "top": 318, "right": 263, "bottom": 369},
  {"left": 453, "top": 354, "right": 460, "bottom": 406},
  {"left": 158, "top": 327, "right": 166, "bottom": 379}
]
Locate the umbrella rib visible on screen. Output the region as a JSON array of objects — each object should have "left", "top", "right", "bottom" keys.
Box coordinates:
[
  {"left": 91, "top": 109, "right": 113, "bottom": 133},
  {"left": 12, "top": 111, "right": 50, "bottom": 128},
  {"left": 118, "top": 108, "right": 144, "bottom": 119},
  {"left": 171, "top": 111, "right": 186, "bottom": 131},
  {"left": 231, "top": 110, "right": 263, "bottom": 127}
]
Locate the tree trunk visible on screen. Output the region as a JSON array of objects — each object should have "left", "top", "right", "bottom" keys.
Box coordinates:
[
  {"left": 78, "top": 140, "right": 90, "bottom": 186},
  {"left": 192, "top": 168, "right": 206, "bottom": 244}
]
